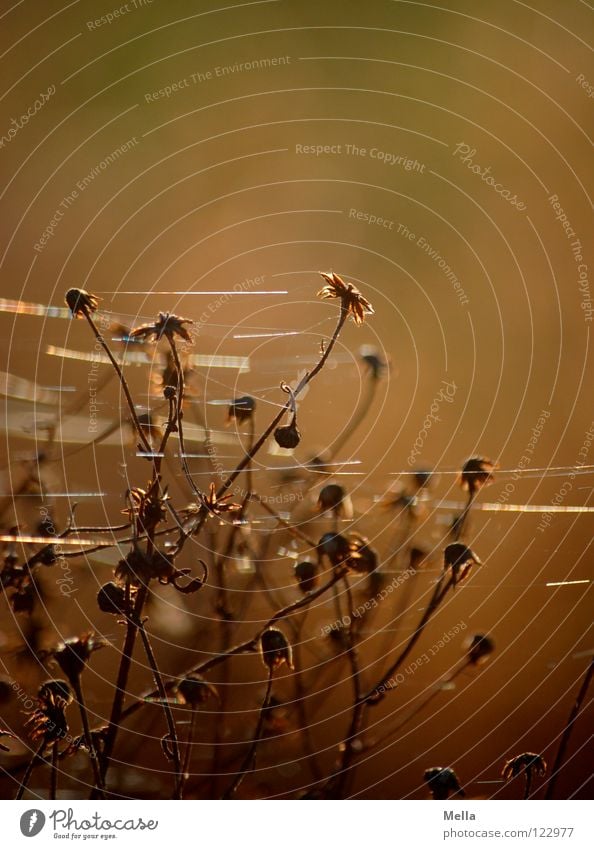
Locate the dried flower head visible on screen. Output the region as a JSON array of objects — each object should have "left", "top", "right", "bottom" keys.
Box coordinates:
[
  {"left": 294, "top": 560, "right": 319, "bottom": 594},
  {"left": 259, "top": 628, "right": 294, "bottom": 672},
  {"left": 176, "top": 674, "right": 219, "bottom": 708},
  {"left": 129, "top": 312, "right": 193, "bottom": 344},
  {"left": 465, "top": 633, "right": 495, "bottom": 666},
  {"left": 227, "top": 395, "right": 256, "bottom": 424},
  {"left": 502, "top": 753, "right": 547, "bottom": 781},
  {"left": 317, "top": 272, "right": 374, "bottom": 325},
  {"left": 65, "top": 288, "right": 100, "bottom": 318},
  {"left": 122, "top": 479, "right": 169, "bottom": 533},
  {"left": 50, "top": 633, "right": 106, "bottom": 684},
  {"left": 26, "top": 680, "right": 73, "bottom": 746},
  {"left": 459, "top": 456, "right": 497, "bottom": 493},
  {"left": 443, "top": 542, "right": 481, "bottom": 587},
  {"left": 423, "top": 766, "right": 465, "bottom": 800},
  {"left": 200, "top": 482, "right": 242, "bottom": 518}
]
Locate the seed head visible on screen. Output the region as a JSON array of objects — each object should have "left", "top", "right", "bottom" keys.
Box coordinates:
[
  {"left": 65, "top": 288, "right": 100, "bottom": 318},
  {"left": 129, "top": 312, "right": 193, "bottom": 344},
  {"left": 259, "top": 628, "right": 294, "bottom": 672},
  {"left": 294, "top": 560, "right": 319, "bottom": 594},
  {"left": 176, "top": 674, "right": 219, "bottom": 708},
  {"left": 317, "top": 272, "right": 374, "bottom": 325},
  {"left": 465, "top": 633, "right": 495, "bottom": 666}
]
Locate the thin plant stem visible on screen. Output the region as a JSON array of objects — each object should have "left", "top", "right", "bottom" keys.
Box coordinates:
[
  {"left": 544, "top": 657, "right": 594, "bottom": 800},
  {"left": 81, "top": 309, "right": 151, "bottom": 455},
  {"left": 50, "top": 741, "right": 59, "bottom": 800},
  {"left": 99, "top": 584, "right": 148, "bottom": 786},
  {"left": 137, "top": 621, "right": 182, "bottom": 799},
  {"left": 330, "top": 574, "right": 454, "bottom": 796},
  {"left": 120, "top": 569, "right": 345, "bottom": 721},
  {"left": 188, "top": 307, "right": 349, "bottom": 539},
  {"left": 72, "top": 676, "right": 105, "bottom": 796},
  {"left": 222, "top": 667, "right": 274, "bottom": 799},
  {"left": 15, "top": 740, "right": 45, "bottom": 800},
  {"left": 454, "top": 488, "right": 475, "bottom": 541},
  {"left": 326, "top": 372, "right": 378, "bottom": 459},
  {"left": 180, "top": 709, "right": 197, "bottom": 799}
]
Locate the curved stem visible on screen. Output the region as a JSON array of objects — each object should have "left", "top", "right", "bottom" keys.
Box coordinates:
[
  {"left": 82, "top": 310, "right": 151, "bottom": 454},
  {"left": 138, "top": 620, "right": 182, "bottom": 798},
  {"left": 544, "top": 657, "right": 594, "bottom": 799},
  {"left": 72, "top": 677, "right": 105, "bottom": 796},
  {"left": 15, "top": 740, "right": 45, "bottom": 800},
  {"left": 99, "top": 584, "right": 148, "bottom": 787},
  {"left": 120, "top": 570, "right": 344, "bottom": 722},
  {"left": 222, "top": 667, "right": 274, "bottom": 798}
]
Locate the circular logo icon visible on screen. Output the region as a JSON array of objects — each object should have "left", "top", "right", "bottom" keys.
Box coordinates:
[{"left": 20, "top": 810, "right": 46, "bottom": 837}]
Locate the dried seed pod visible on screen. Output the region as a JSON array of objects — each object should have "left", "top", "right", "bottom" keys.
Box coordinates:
[
  {"left": 177, "top": 674, "right": 219, "bottom": 708},
  {"left": 294, "top": 560, "right": 319, "bottom": 594},
  {"left": 274, "top": 418, "right": 301, "bottom": 449},
  {"left": 459, "top": 456, "right": 497, "bottom": 493},
  {"left": 317, "top": 484, "right": 349, "bottom": 515},
  {"left": 465, "top": 633, "right": 495, "bottom": 666},
  {"left": 259, "top": 628, "right": 294, "bottom": 672},
  {"left": 443, "top": 542, "right": 481, "bottom": 587}
]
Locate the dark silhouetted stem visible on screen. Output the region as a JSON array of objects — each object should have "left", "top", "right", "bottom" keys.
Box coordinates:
[
  {"left": 545, "top": 657, "right": 594, "bottom": 800},
  {"left": 223, "top": 667, "right": 273, "bottom": 798}
]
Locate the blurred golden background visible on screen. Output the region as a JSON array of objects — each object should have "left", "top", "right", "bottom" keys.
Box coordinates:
[{"left": 0, "top": 0, "right": 592, "bottom": 799}]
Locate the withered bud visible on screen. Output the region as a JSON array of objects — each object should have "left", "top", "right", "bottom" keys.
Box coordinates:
[
  {"left": 423, "top": 766, "right": 464, "bottom": 800},
  {"left": 274, "top": 417, "right": 301, "bottom": 449},
  {"left": 259, "top": 627, "right": 294, "bottom": 672},
  {"left": 443, "top": 542, "right": 481, "bottom": 586},
  {"left": 177, "top": 674, "right": 219, "bottom": 708},
  {"left": 465, "top": 633, "right": 495, "bottom": 666},
  {"left": 459, "top": 456, "right": 497, "bottom": 493},
  {"left": 163, "top": 385, "right": 177, "bottom": 400},
  {"left": 318, "top": 483, "right": 346, "bottom": 512},
  {"left": 294, "top": 560, "right": 319, "bottom": 594}
]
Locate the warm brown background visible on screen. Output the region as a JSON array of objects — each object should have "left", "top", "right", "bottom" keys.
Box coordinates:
[{"left": 0, "top": 0, "right": 592, "bottom": 800}]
